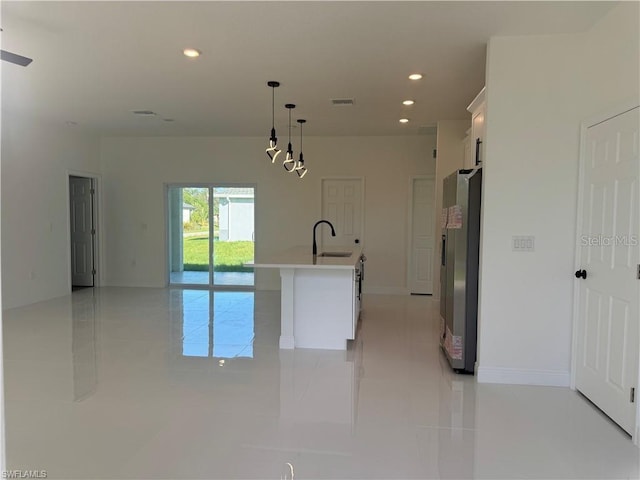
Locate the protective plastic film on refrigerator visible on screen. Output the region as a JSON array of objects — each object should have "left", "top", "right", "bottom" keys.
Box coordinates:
[{"left": 439, "top": 168, "right": 482, "bottom": 373}]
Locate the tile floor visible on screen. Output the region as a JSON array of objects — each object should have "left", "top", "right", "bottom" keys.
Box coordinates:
[
  {"left": 2, "top": 288, "right": 639, "bottom": 479},
  {"left": 169, "top": 270, "right": 255, "bottom": 286}
]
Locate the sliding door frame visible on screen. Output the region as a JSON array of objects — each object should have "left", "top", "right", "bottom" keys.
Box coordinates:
[{"left": 165, "top": 182, "right": 257, "bottom": 291}]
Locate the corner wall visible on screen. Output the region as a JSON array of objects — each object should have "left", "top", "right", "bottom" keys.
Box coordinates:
[
  {"left": 477, "top": 2, "right": 640, "bottom": 385},
  {"left": 1, "top": 115, "right": 101, "bottom": 309},
  {"left": 99, "top": 135, "right": 436, "bottom": 293}
]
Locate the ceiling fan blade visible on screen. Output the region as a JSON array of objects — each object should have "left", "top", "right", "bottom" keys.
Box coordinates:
[{"left": 1, "top": 49, "right": 33, "bottom": 67}]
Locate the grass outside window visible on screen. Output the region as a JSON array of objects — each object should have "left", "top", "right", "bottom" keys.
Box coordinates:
[{"left": 183, "top": 235, "right": 254, "bottom": 272}]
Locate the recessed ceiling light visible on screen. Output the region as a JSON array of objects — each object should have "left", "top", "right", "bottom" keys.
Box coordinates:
[
  {"left": 399, "top": 118, "right": 410, "bottom": 124},
  {"left": 183, "top": 48, "right": 201, "bottom": 58},
  {"left": 402, "top": 100, "right": 415, "bottom": 106},
  {"left": 408, "top": 73, "right": 423, "bottom": 80}
]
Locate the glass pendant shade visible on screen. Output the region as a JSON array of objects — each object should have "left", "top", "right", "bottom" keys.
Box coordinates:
[
  {"left": 283, "top": 144, "right": 296, "bottom": 172},
  {"left": 295, "top": 153, "right": 308, "bottom": 178},
  {"left": 283, "top": 104, "right": 297, "bottom": 172}
]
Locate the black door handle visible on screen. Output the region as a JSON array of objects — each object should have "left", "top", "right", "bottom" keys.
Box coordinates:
[
  {"left": 475, "top": 138, "right": 483, "bottom": 165},
  {"left": 355, "top": 238, "right": 360, "bottom": 244},
  {"left": 575, "top": 269, "right": 587, "bottom": 279}
]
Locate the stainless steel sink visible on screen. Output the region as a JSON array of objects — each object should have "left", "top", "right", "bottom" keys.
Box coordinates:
[{"left": 319, "top": 251, "right": 352, "bottom": 257}]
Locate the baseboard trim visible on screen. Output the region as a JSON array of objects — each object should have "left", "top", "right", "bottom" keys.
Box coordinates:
[
  {"left": 279, "top": 335, "right": 295, "bottom": 349},
  {"left": 363, "top": 286, "right": 410, "bottom": 295},
  {"left": 477, "top": 366, "right": 570, "bottom": 387}
]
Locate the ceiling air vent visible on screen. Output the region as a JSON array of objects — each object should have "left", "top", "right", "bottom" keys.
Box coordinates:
[
  {"left": 331, "top": 98, "right": 355, "bottom": 106},
  {"left": 131, "top": 110, "right": 157, "bottom": 116}
]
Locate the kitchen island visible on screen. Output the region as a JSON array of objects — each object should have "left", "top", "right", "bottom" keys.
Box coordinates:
[{"left": 250, "top": 246, "right": 362, "bottom": 350}]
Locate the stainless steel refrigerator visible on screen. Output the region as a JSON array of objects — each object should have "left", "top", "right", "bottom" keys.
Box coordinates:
[{"left": 439, "top": 168, "right": 482, "bottom": 373}]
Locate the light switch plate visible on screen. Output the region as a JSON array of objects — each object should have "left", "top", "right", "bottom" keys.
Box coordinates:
[{"left": 512, "top": 235, "right": 535, "bottom": 252}]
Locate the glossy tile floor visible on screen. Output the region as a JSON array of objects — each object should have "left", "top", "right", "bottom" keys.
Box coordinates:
[
  {"left": 3, "top": 288, "right": 639, "bottom": 479},
  {"left": 169, "top": 270, "right": 254, "bottom": 286}
]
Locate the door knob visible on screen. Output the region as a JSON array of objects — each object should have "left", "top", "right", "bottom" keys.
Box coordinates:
[
  {"left": 354, "top": 238, "right": 360, "bottom": 244},
  {"left": 575, "top": 269, "right": 587, "bottom": 279}
]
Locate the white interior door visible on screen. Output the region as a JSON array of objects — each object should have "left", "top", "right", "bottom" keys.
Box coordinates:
[
  {"left": 575, "top": 106, "right": 639, "bottom": 435},
  {"left": 410, "top": 177, "right": 435, "bottom": 294},
  {"left": 321, "top": 178, "right": 363, "bottom": 250},
  {"left": 69, "top": 176, "right": 95, "bottom": 287}
]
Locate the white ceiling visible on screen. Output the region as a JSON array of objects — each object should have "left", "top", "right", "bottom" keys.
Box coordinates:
[{"left": 1, "top": 1, "right": 615, "bottom": 137}]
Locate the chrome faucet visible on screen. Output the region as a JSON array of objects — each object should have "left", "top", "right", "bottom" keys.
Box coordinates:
[{"left": 312, "top": 220, "right": 336, "bottom": 256}]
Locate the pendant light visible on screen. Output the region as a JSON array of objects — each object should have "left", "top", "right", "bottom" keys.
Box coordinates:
[
  {"left": 265, "top": 81, "right": 281, "bottom": 162},
  {"left": 283, "top": 104, "right": 297, "bottom": 172},
  {"left": 295, "top": 119, "right": 308, "bottom": 178}
]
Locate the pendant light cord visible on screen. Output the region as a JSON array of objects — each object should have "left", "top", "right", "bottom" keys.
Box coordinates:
[
  {"left": 266, "top": 81, "right": 281, "bottom": 162},
  {"left": 296, "top": 119, "right": 307, "bottom": 178},
  {"left": 271, "top": 87, "right": 275, "bottom": 129}
]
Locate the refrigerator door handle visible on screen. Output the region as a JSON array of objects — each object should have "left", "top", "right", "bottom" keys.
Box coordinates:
[{"left": 441, "top": 235, "right": 446, "bottom": 266}]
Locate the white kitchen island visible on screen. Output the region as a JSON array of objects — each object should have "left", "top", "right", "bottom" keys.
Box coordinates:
[{"left": 251, "top": 246, "right": 362, "bottom": 350}]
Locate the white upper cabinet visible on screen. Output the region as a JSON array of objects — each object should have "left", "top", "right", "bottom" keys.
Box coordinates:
[{"left": 467, "top": 87, "right": 486, "bottom": 168}]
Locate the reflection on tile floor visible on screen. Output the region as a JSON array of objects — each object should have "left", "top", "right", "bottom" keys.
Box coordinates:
[
  {"left": 2, "top": 288, "right": 639, "bottom": 479},
  {"left": 169, "top": 271, "right": 254, "bottom": 286},
  {"left": 176, "top": 290, "right": 255, "bottom": 358}
]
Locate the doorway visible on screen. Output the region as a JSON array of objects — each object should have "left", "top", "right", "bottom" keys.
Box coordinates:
[
  {"left": 409, "top": 176, "right": 435, "bottom": 294},
  {"left": 321, "top": 178, "right": 364, "bottom": 250},
  {"left": 573, "top": 105, "right": 639, "bottom": 438},
  {"left": 69, "top": 175, "right": 96, "bottom": 289},
  {"left": 167, "top": 185, "right": 255, "bottom": 288}
]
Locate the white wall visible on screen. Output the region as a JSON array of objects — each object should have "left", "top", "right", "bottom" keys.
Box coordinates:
[
  {"left": 99, "top": 135, "right": 436, "bottom": 293},
  {"left": 0, "top": 93, "right": 5, "bottom": 474},
  {"left": 477, "top": 2, "right": 640, "bottom": 386},
  {"left": 1, "top": 115, "right": 101, "bottom": 309},
  {"left": 433, "top": 120, "right": 469, "bottom": 299}
]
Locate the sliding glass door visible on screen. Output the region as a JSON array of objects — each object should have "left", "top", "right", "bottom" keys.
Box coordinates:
[
  {"left": 168, "top": 186, "right": 210, "bottom": 285},
  {"left": 168, "top": 185, "right": 255, "bottom": 288}
]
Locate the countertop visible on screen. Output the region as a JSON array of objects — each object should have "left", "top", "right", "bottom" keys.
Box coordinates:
[{"left": 248, "top": 246, "right": 363, "bottom": 270}]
